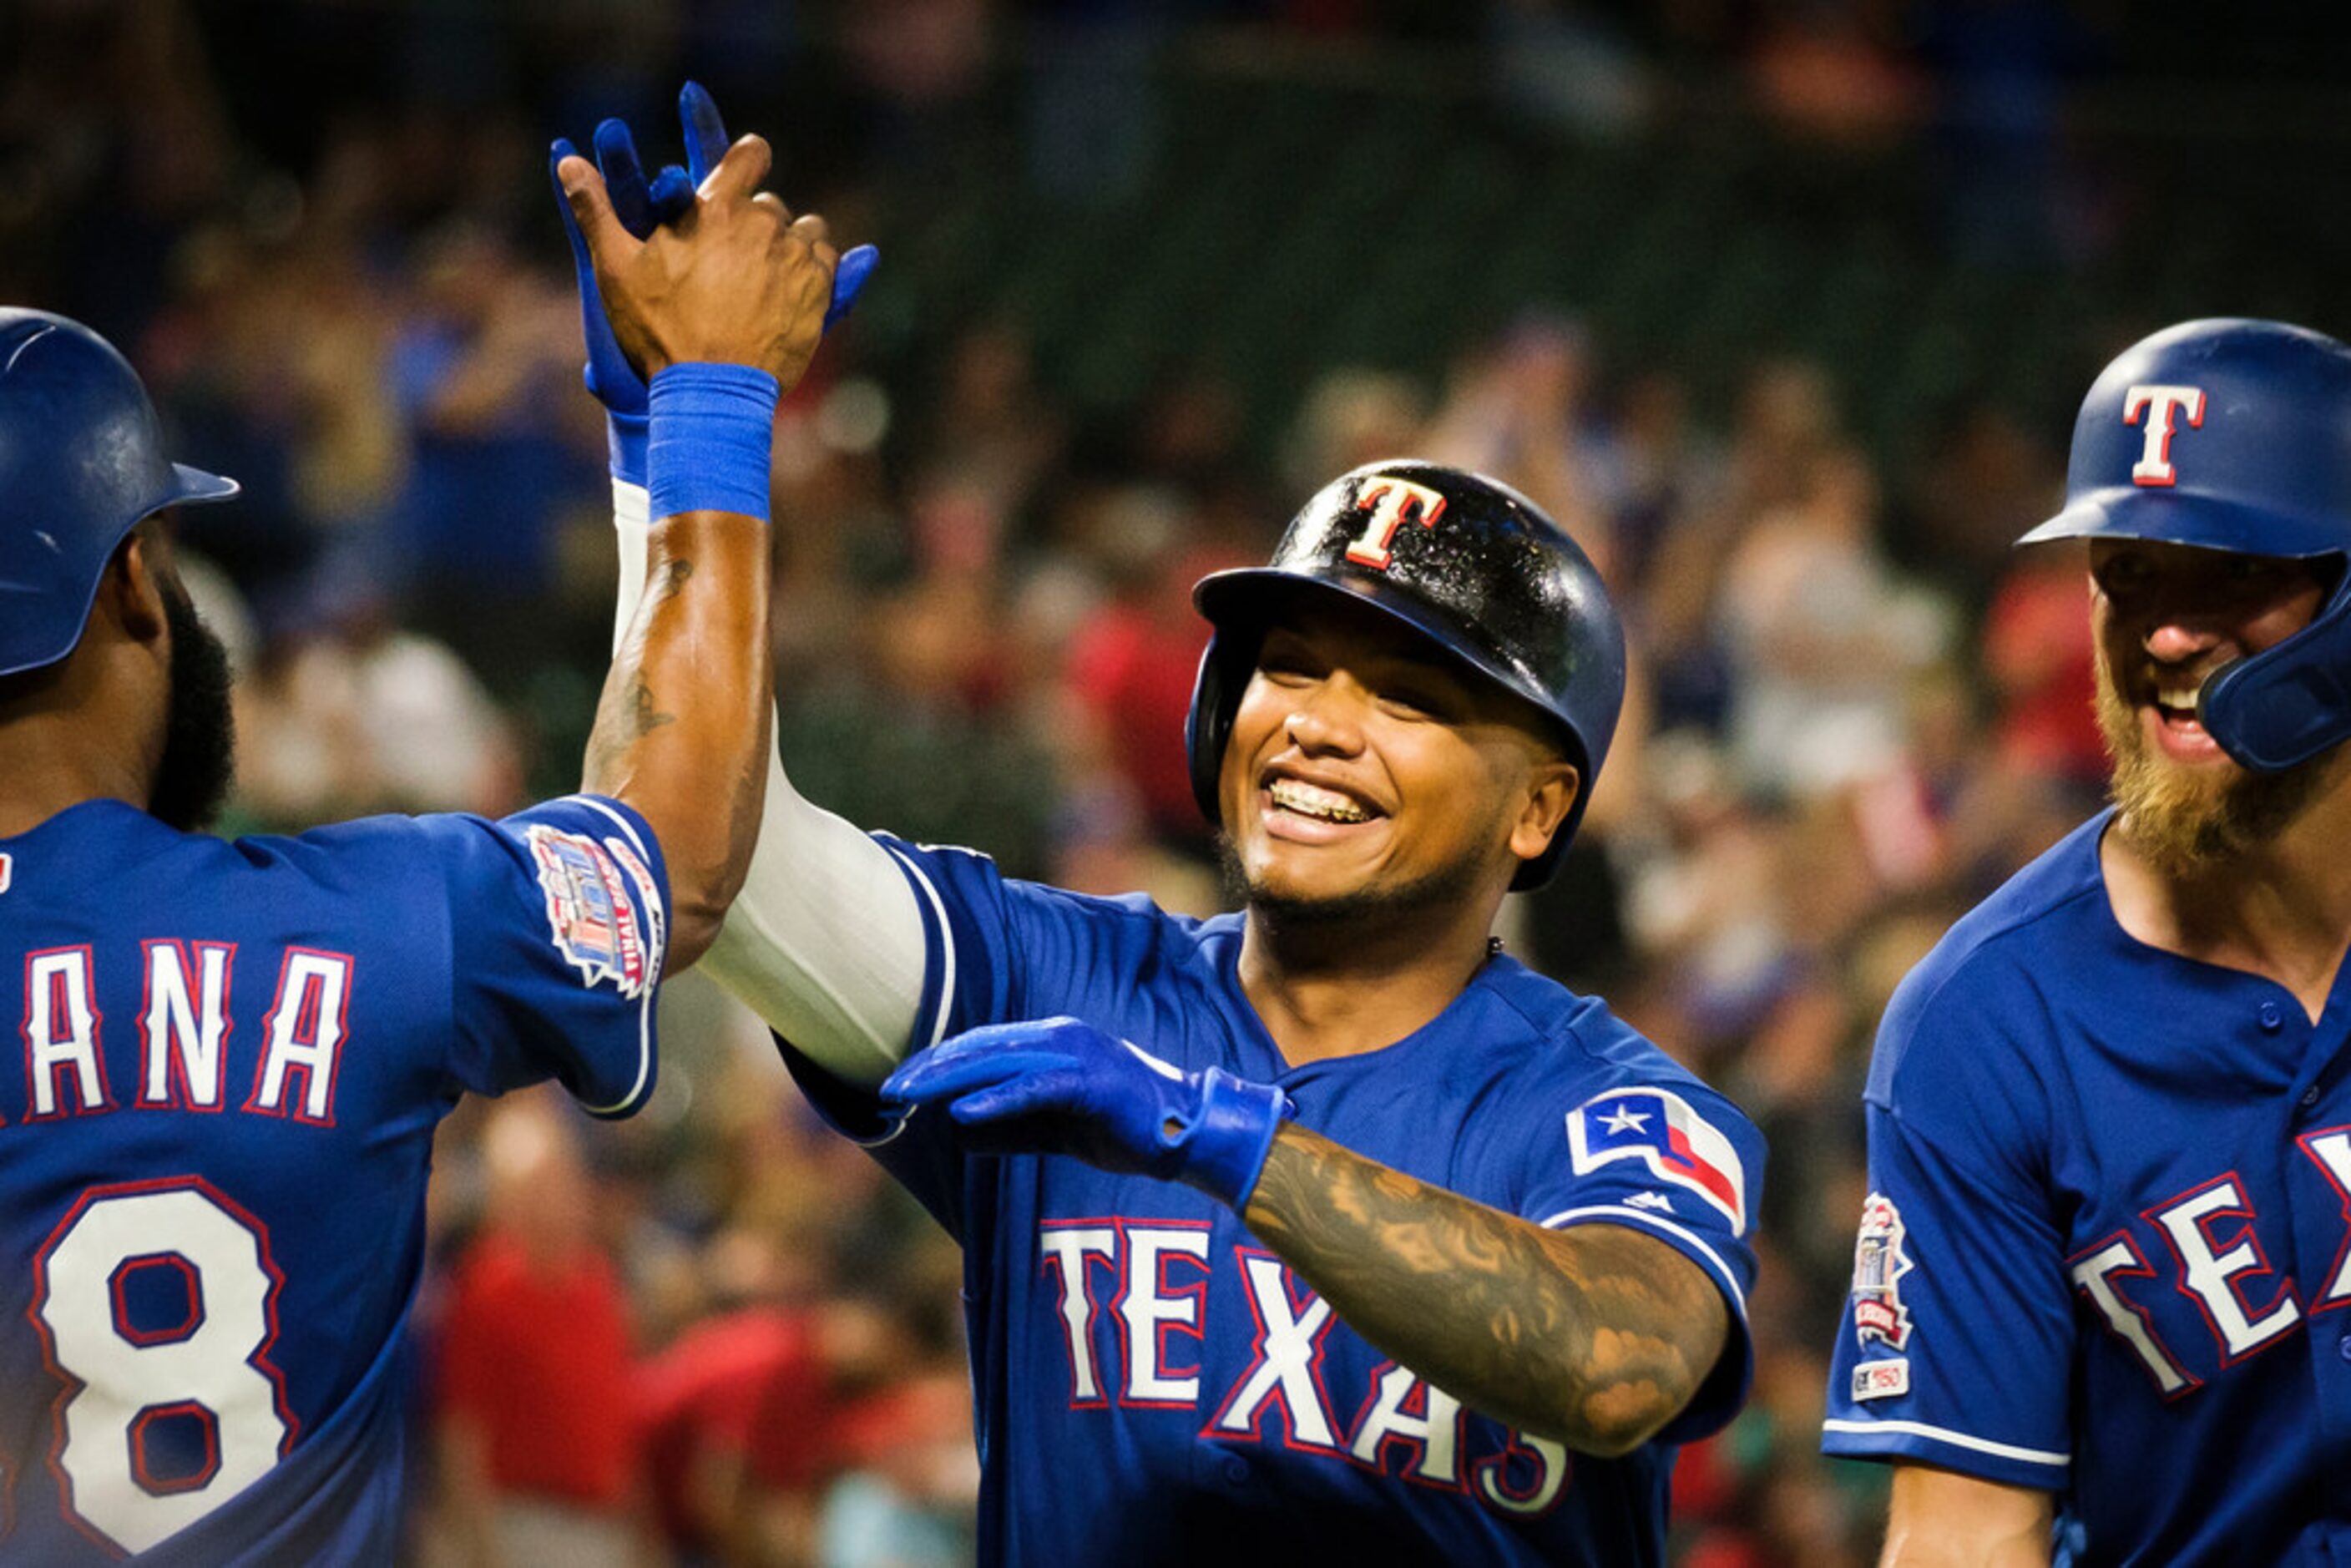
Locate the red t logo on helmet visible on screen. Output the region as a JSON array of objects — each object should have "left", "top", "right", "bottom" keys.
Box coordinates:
[
  {"left": 1342, "top": 477, "right": 1449, "bottom": 569},
  {"left": 2124, "top": 384, "right": 2207, "bottom": 488}
]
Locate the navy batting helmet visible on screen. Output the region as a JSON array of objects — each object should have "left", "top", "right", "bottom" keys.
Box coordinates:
[
  {"left": 0, "top": 308, "right": 239, "bottom": 679},
  {"left": 1186, "top": 459, "right": 1625, "bottom": 890},
  {"left": 2020, "top": 317, "right": 2351, "bottom": 772}
]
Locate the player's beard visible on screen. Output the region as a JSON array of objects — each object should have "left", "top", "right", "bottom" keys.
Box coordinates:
[
  {"left": 149, "top": 573, "right": 237, "bottom": 833},
  {"left": 2094, "top": 646, "right": 2346, "bottom": 877}
]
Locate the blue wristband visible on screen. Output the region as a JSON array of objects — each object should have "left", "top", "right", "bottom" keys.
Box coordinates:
[
  {"left": 647, "top": 363, "right": 781, "bottom": 523},
  {"left": 1178, "top": 1069, "right": 1293, "bottom": 1211}
]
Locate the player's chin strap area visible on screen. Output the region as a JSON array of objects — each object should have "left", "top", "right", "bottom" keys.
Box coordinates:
[{"left": 2201, "top": 574, "right": 2351, "bottom": 772}]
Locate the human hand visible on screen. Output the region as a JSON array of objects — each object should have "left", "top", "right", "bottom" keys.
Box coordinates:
[
  {"left": 551, "top": 83, "right": 877, "bottom": 478},
  {"left": 555, "top": 130, "right": 834, "bottom": 386},
  {"left": 633, "top": 83, "right": 877, "bottom": 330},
  {"left": 880, "top": 1017, "right": 1292, "bottom": 1209},
  {"left": 549, "top": 116, "right": 670, "bottom": 481},
  {"left": 549, "top": 122, "right": 657, "bottom": 421}
]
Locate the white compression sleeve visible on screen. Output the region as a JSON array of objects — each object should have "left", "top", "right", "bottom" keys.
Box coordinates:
[
  {"left": 612, "top": 479, "right": 928, "bottom": 1085},
  {"left": 695, "top": 751, "right": 930, "bottom": 1085},
  {"left": 610, "top": 478, "right": 651, "bottom": 654}
]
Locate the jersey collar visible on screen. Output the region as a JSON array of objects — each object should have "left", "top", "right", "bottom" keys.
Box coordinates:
[{"left": 0, "top": 797, "right": 191, "bottom": 890}]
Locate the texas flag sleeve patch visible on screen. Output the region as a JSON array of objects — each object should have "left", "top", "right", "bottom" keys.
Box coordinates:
[{"left": 1567, "top": 1086, "right": 1750, "bottom": 1235}]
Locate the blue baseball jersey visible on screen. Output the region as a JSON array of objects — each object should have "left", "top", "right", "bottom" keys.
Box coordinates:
[
  {"left": 0, "top": 794, "right": 667, "bottom": 1564},
  {"left": 784, "top": 838, "right": 1763, "bottom": 1567},
  {"left": 1823, "top": 811, "right": 2351, "bottom": 1565}
]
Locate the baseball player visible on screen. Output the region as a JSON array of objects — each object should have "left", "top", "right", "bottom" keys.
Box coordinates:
[
  {"left": 0, "top": 129, "right": 854, "bottom": 1561},
  {"left": 579, "top": 89, "right": 1764, "bottom": 1565},
  {"left": 1823, "top": 319, "right": 2351, "bottom": 1564}
]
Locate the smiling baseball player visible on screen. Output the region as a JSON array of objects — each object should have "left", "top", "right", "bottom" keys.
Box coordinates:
[
  {"left": 573, "top": 88, "right": 1766, "bottom": 1565},
  {"left": 1824, "top": 319, "right": 2351, "bottom": 1565}
]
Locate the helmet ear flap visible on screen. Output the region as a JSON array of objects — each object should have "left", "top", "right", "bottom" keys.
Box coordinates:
[
  {"left": 1185, "top": 625, "right": 1266, "bottom": 825},
  {"left": 2199, "top": 576, "right": 2351, "bottom": 772}
]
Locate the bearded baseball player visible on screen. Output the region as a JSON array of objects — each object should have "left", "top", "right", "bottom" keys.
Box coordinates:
[
  {"left": 0, "top": 129, "right": 853, "bottom": 1560},
  {"left": 1823, "top": 318, "right": 2351, "bottom": 1565},
  {"left": 579, "top": 89, "right": 1763, "bottom": 1567}
]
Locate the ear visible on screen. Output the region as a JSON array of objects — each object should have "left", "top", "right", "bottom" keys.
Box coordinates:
[
  {"left": 99, "top": 529, "right": 171, "bottom": 647},
  {"left": 1507, "top": 759, "right": 1581, "bottom": 867}
]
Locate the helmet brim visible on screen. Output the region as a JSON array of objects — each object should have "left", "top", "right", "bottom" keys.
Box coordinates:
[
  {"left": 2020, "top": 486, "right": 2348, "bottom": 559},
  {"left": 1195, "top": 565, "right": 1563, "bottom": 739},
  {"left": 0, "top": 466, "right": 240, "bottom": 677},
  {"left": 168, "top": 463, "right": 241, "bottom": 507}
]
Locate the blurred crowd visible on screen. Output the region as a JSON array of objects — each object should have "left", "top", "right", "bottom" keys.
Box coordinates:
[{"left": 7, "top": 1, "right": 2333, "bottom": 1564}]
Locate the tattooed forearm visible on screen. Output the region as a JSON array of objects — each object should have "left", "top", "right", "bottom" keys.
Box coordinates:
[
  {"left": 584, "top": 556, "right": 695, "bottom": 781},
  {"left": 583, "top": 513, "right": 771, "bottom": 970},
  {"left": 583, "top": 674, "right": 678, "bottom": 782},
  {"left": 1243, "top": 1123, "right": 1727, "bottom": 1454},
  {"left": 726, "top": 743, "right": 764, "bottom": 862}
]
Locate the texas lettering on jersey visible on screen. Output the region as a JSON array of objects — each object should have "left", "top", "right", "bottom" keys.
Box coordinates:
[
  {"left": 1849, "top": 1130, "right": 2351, "bottom": 1399},
  {"left": 1037, "top": 1218, "right": 1575, "bottom": 1517},
  {"left": 2067, "top": 1131, "right": 2351, "bottom": 1394}
]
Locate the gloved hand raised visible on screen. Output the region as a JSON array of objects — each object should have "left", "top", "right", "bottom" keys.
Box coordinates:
[
  {"left": 550, "top": 81, "right": 877, "bottom": 482},
  {"left": 554, "top": 130, "right": 832, "bottom": 387},
  {"left": 640, "top": 83, "right": 878, "bottom": 326},
  {"left": 881, "top": 1017, "right": 1293, "bottom": 1211}
]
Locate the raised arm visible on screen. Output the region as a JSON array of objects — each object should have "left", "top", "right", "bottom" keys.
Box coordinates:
[
  {"left": 1244, "top": 1122, "right": 1727, "bottom": 1454},
  {"left": 559, "top": 130, "right": 837, "bottom": 969},
  {"left": 571, "top": 88, "right": 928, "bottom": 1062}
]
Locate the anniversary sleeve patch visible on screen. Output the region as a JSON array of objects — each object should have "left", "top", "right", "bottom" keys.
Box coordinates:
[
  {"left": 1849, "top": 1191, "right": 1916, "bottom": 1352},
  {"left": 525, "top": 823, "right": 660, "bottom": 999}
]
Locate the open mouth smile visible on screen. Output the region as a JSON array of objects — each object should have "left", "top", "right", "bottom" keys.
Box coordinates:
[{"left": 1267, "top": 777, "right": 1372, "bottom": 824}]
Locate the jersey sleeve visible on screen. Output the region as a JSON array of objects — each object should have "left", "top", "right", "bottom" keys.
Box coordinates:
[
  {"left": 776, "top": 834, "right": 1168, "bottom": 1237},
  {"left": 1522, "top": 1075, "right": 1765, "bottom": 1445},
  {"left": 433, "top": 794, "right": 670, "bottom": 1118},
  {"left": 1820, "top": 979, "right": 2075, "bottom": 1490},
  {"left": 775, "top": 836, "right": 1005, "bottom": 1235},
  {"left": 875, "top": 833, "right": 1168, "bottom": 1044}
]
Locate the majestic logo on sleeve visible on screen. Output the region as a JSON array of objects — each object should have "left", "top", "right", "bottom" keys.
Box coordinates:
[
  {"left": 527, "top": 825, "right": 656, "bottom": 999},
  {"left": 1850, "top": 1192, "right": 1916, "bottom": 1352},
  {"left": 1565, "top": 1087, "right": 1747, "bottom": 1233},
  {"left": 2123, "top": 383, "right": 2206, "bottom": 487}
]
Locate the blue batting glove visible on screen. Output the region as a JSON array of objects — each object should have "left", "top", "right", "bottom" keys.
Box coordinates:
[
  {"left": 881, "top": 1017, "right": 1292, "bottom": 1210},
  {"left": 549, "top": 121, "right": 658, "bottom": 483},
  {"left": 680, "top": 78, "right": 731, "bottom": 185},
  {"left": 553, "top": 83, "right": 877, "bottom": 483},
  {"left": 652, "top": 82, "right": 880, "bottom": 331},
  {"left": 643, "top": 79, "right": 726, "bottom": 223},
  {"left": 827, "top": 245, "right": 879, "bottom": 331}
]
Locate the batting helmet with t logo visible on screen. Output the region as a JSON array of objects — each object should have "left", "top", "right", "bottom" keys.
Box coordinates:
[
  {"left": 1186, "top": 459, "right": 1626, "bottom": 889},
  {"left": 2021, "top": 317, "right": 2351, "bottom": 772},
  {"left": 0, "top": 308, "right": 239, "bottom": 678}
]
